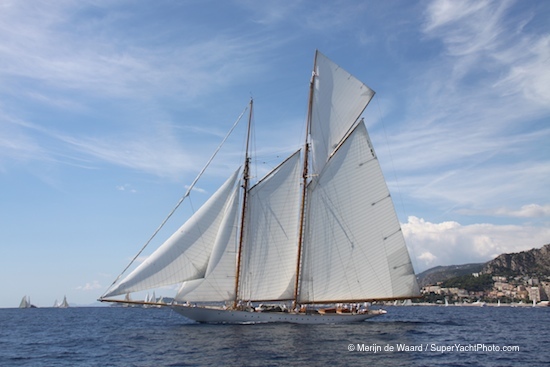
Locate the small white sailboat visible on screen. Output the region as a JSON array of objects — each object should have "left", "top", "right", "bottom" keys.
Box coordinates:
[
  {"left": 20, "top": 296, "right": 30, "bottom": 308},
  {"left": 100, "top": 51, "right": 420, "bottom": 324},
  {"left": 19, "top": 295, "right": 36, "bottom": 308},
  {"left": 59, "top": 296, "right": 69, "bottom": 308},
  {"left": 53, "top": 296, "right": 69, "bottom": 308}
]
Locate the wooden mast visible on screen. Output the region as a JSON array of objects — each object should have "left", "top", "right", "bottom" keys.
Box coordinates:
[
  {"left": 292, "top": 51, "right": 317, "bottom": 310},
  {"left": 233, "top": 98, "right": 253, "bottom": 309}
]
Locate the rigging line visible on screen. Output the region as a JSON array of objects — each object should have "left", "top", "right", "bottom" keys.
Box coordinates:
[{"left": 102, "top": 105, "right": 249, "bottom": 296}]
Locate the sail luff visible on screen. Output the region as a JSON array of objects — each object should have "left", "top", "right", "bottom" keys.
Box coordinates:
[
  {"left": 293, "top": 50, "right": 317, "bottom": 308},
  {"left": 233, "top": 98, "right": 253, "bottom": 308}
]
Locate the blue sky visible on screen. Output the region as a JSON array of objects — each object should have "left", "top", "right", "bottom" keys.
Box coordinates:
[{"left": 1, "top": 0, "right": 549, "bottom": 308}]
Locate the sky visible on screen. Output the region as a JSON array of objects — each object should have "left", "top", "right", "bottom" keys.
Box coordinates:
[{"left": 1, "top": 0, "right": 549, "bottom": 308}]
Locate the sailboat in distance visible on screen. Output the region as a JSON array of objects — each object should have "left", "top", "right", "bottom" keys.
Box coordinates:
[
  {"left": 19, "top": 295, "right": 37, "bottom": 309},
  {"left": 100, "top": 51, "right": 420, "bottom": 324},
  {"left": 53, "top": 296, "right": 69, "bottom": 308}
]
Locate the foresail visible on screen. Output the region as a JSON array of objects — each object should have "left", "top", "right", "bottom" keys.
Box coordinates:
[
  {"left": 103, "top": 169, "right": 241, "bottom": 298},
  {"left": 239, "top": 151, "right": 302, "bottom": 301},
  {"left": 298, "top": 122, "right": 419, "bottom": 303},
  {"left": 175, "top": 181, "right": 240, "bottom": 302},
  {"left": 310, "top": 51, "right": 375, "bottom": 174}
]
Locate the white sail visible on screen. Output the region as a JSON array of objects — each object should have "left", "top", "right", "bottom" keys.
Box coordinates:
[
  {"left": 60, "top": 296, "right": 69, "bottom": 308},
  {"left": 239, "top": 150, "right": 302, "bottom": 301},
  {"left": 175, "top": 181, "right": 240, "bottom": 302},
  {"left": 100, "top": 51, "right": 420, "bottom": 324},
  {"left": 19, "top": 296, "right": 29, "bottom": 308},
  {"left": 310, "top": 51, "right": 375, "bottom": 174},
  {"left": 298, "top": 122, "right": 419, "bottom": 303},
  {"left": 103, "top": 169, "right": 241, "bottom": 297}
]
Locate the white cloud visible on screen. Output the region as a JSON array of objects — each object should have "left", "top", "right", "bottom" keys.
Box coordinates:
[
  {"left": 76, "top": 280, "right": 102, "bottom": 291},
  {"left": 184, "top": 185, "right": 208, "bottom": 195},
  {"left": 117, "top": 184, "right": 137, "bottom": 193},
  {"left": 418, "top": 251, "right": 437, "bottom": 266},
  {"left": 403, "top": 216, "right": 550, "bottom": 272}
]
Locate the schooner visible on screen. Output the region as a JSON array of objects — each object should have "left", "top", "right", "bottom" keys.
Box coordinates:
[{"left": 100, "top": 51, "right": 420, "bottom": 324}]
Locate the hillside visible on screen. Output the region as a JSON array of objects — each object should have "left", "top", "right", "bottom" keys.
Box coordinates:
[
  {"left": 418, "top": 244, "right": 550, "bottom": 286},
  {"left": 416, "top": 263, "right": 484, "bottom": 287},
  {"left": 482, "top": 243, "right": 550, "bottom": 276}
]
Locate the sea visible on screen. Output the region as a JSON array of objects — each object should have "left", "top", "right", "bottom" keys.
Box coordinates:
[{"left": 1, "top": 305, "right": 548, "bottom": 367}]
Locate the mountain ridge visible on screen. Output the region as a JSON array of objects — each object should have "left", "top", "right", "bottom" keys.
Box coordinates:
[{"left": 417, "top": 243, "right": 550, "bottom": 286}]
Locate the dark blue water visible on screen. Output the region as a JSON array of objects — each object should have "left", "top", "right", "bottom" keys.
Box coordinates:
[{"left": 1, "top": 306, "right": 548, "bottom": 366}]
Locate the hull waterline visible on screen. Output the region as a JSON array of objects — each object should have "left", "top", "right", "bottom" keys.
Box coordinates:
[{"left": 172, "top": 305, "right": 386, "bottom": 324}]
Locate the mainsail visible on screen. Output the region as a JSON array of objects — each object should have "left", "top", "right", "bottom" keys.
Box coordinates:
[
  {"left": 299, "top": 122, "right": 418, "bottom": 303},
  {"left": 101, "top": 50, "right": 419, "bottom": 310}
]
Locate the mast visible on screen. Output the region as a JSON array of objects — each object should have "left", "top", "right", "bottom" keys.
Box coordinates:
[
  {"left": 293, "top": 51, "right": 317, "bottom": 309},
  {"left": 233, "top": 98, "right": 253, "bottom": 309}
]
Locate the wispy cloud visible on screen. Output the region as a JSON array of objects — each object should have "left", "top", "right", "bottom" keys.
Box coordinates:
[
  {"left": 378, "top": 0, "right": 550, "bottom": 219},
  {"left": 423, "top": 0, "right": 550, "bottom": 107},
  {"left": 494, "top": 204, "right": 550, "bottom": 218},
  {"left": 0, "top": 1, "right": 268, "bottom": 102},
  {"left": 458, "top": 204, "right": 550, "bottom": 218},
  {"left": 59, "top": 133, "right": 198, "bottom": 179},
  {"left": 0, "top": 1, "right": 274, "bottom": 178},
  {"left": 0, "top": 113, "right": 44, "bottom": 168}
]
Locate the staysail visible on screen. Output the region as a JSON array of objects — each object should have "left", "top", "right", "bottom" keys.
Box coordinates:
[
  {"left": 238, "top": 150, "right": 302, "bottom": 301},
  {"left": 103, "top": 168, "right": 241, "bottom": 298},
  {"left": 175, "top": 182, "right": 240, "bottom": 302}
]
